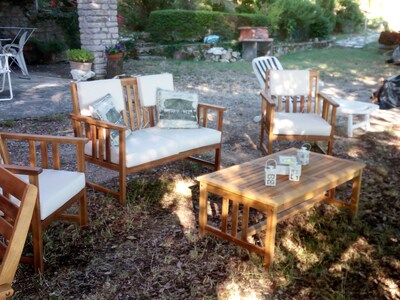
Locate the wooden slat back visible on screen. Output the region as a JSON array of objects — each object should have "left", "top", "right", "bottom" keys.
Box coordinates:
[
  {"left": 70, "top": 78, "right": 156, "bottom": 132},
  {"left": 0, "top": 133, "right": 86, "bottom": 173},
  {"left": 266, "top": 69, "right": 320, "bottom": 114},
  {"left": 0, "top": 167, "right": 37, "bottom": 286}
]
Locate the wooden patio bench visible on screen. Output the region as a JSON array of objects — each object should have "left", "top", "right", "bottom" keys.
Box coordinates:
[{"left": 69, "top": 74, "right": 226, "bottom": 205}]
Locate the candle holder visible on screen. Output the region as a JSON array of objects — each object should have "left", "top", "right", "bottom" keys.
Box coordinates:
[
  {"left": 265, "top": 159, "right": 277, "bottom": 186},
  {"left": 297, "top": 143, "right": 311, "bottom": 165}
]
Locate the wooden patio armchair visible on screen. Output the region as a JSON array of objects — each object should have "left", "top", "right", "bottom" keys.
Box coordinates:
[
  {"left": 0, "top": 166, "right": 37, "bottom": 300},
  {"left": 69, "top": 74, "right": 226, "bottom": 206},
  {"left": 260, "top": 69, "right": 339, "bottom": 155},
  {"left": 0, "top": 133, "right": 88, "bottom": 272}
]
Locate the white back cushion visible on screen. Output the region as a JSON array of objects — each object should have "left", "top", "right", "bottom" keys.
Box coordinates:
[
  {"left": 76, "top": 79, "right": 125, "bottom": 116},
  {"left": 269, "top": 70, "right": 310, "bottom": 96},
  {"left": 137, "top": 73, "right": 174, "bottom": 107}
]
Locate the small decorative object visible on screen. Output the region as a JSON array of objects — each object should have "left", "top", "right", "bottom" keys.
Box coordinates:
[
  {"left": 297, "top": 143, "right": 311, "bottom": 165},
  {"left": 289, "top": 163, "right": 302, "bottom": 181},
  {"left": 265, "top": 159, "right": 277, "bottom": 186},
  {"left": 105, "top": 42, "right": 125, "bottom": 78},
  {"left": 277, "top": 155, "right": 297, "bottom": 175}
]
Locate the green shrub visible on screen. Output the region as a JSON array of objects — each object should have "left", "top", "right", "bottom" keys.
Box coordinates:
[
  {"left": 146, "top": 9, "right": 268, "bottom": 42},
  {"left": 66, "top": 49, "right": 94, "bottom": 63},
  {"left": 118, "top": 0, "right": 174, "bottom": 31},
  {"left": 267, "top": 0, "right": 321, "bottom": 41},
  {"left": 309, "top": 7, "right": 331, "bottom": 39},
  {"left": 335, "top": 0, "right": 364, "bottom": 33}
]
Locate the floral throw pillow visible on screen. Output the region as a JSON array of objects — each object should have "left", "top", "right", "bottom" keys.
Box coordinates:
[
  {"left": 156, "top": 89, "right": 199, "bottom": 129},
  {"left": 89, "top": 93, "right": 131, "bottom": 146}
]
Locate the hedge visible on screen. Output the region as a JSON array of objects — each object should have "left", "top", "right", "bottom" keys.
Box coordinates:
[{"left": 146, "top": 9, "right": 268, "bottom": 42}]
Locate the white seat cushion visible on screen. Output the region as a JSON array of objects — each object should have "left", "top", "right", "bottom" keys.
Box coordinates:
[
  {"left": 17, "top": 169, "right": 85, "bottom": 220},
  {"left": 144, "top": 127, "right": 222, "bottom": 153},
  {"left": 273, "top": 113, "right": 332, "bottom": 136},
  {"left": 85, "top": 130, "right": 180, "bottom": 168}
]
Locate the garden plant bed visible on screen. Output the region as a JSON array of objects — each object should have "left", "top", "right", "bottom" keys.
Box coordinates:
[{"left": 1, "top": 43, "right": 400, "bottom": 299}]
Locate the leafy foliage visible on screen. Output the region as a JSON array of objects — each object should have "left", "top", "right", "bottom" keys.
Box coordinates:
[
  {"left": 267, "top": 0, "right": 327, "bottom": 41},
  {"left": 118, "top": 0, "right": 175, "bottom": 30},
  {"left": 66, "top": 48, "right": 94, "bottom": 62},
  {"left": 335, "top": 0, "right": 364, "bottom": 33},
  {"left": 146, "top": 9, "right": 268, "bottom": 42}
]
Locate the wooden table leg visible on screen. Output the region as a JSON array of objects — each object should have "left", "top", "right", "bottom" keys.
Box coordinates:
[
  {"left": 263, "top": 206, "right": 277, "bottom": 268},
  {"left": 349, "top": 169, "right": 363, "bottom": 219},
  {"left": 199, "top": 182, "right": 208, "bottom": 237}
]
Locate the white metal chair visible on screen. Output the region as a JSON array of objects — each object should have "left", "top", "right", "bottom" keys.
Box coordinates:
[
  {"left": 0, "top": 53, "right": 12, "bottom": 101},
  {"left": 2, "top": 32, "right": 29, "bottom": 78}
]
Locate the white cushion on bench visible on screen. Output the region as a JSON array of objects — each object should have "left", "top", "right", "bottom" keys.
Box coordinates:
[
  {"left": 17, "top": 169, "right": 85, "bottom": 220},
  {"left": 76, "top": 79, "right": 125, "bottom": 115},
  {"left": 137, "top": 73, "right": 174, "bottom": 107},
  {"left": 85, "top": 130, "right": 180, "bottom": 168},
  {"left": 273, "top": 113, "right": 332, "bottom": 136},
  {"left": 144, "top": 127, "right": 222, "bottom": 153}
]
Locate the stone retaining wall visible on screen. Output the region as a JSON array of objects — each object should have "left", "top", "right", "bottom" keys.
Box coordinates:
[{"left": 272, "top": 40, "right": 334, "bottom": 56}]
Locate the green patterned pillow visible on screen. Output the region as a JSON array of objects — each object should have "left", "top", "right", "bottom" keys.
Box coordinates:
[
  {"left": 156, "top": 89, "right": 199, "bottom": 129},
  {"left": 89, "top": 93, "right": 131, "bottom": 146}
]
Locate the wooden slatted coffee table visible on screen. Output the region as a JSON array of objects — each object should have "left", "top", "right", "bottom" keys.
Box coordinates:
[{"left": 197, "top": 148, "right": 365, "bottom": 267}]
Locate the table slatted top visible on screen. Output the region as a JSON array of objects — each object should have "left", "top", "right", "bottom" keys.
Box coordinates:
[{"left": 197, "top": 148, "right": 365, "bottom": 210}]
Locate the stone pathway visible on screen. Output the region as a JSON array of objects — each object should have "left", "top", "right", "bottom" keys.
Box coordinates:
[
  {"left": 0, "top": 70, "right": 72, "bottom": 120},
  {"left": 334, "top": 31, "right": 379, "bottom": 48}
]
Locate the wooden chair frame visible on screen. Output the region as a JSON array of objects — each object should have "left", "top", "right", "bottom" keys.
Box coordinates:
[
  {"left": 0, "top": 167, "right": 37, "bottom": 299},
  {"left": 260, "top": 69, "right": 339, "bottom": 155},
  {"left": 70, "top": 77, "right": 226, "bottom": 206},
  {"left": 0, "top": 133, "right": 88, "bottom": 272}
]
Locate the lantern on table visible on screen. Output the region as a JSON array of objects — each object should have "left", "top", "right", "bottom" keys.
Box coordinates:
[
  {"left": 289, "top": 162, "right": 302, "bottom": 181},
  {"left": 297, "top": 143, "right": 311, "bottom": 165},
  {"left": 265, "top": 159, "right": 277, "bottom": 186}
]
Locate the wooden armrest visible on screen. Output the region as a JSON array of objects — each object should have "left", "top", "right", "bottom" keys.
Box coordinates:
[
  {"left": 0, "top": 132, "right": 88, "bottom": 145},
  {"left": 69, "top": 114, "right": 128, "bottom": 131},
  {"left": 198, "top": 103, "right": 226, "bottom": 112},
  {"left": 260, "top": 91, "right": 276, "bottom": 107},
  {"left": 197, "top": 103, "right": 226, "bottom": 132},
  {"left": 1, "top": 164, "right": 42, "bottom": 176},
  {"left": 318, "top": 92, "right": 340, "bottom": 107},
  {"left": 0, "top": 284, "right": 14, "bottom": 299}
]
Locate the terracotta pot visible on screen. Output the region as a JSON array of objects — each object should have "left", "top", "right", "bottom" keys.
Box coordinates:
[{"left": 106, "top": 53, "right": 124, "bottom": 60}]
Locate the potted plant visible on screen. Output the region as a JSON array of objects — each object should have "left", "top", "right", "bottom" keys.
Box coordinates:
[
  {"left": 105, "top": 42, "right": 126, "bottom": 60},
  {"left": 105, "top": 42, "right": 125, "bottom": 78},
  {"left": 66, "top": 48, "right": 94, "bottom": 72}
]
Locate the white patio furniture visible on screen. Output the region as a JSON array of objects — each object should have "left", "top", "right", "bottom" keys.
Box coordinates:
[
  {"left": 334, "top": 98, "right": 379, "bottom": 137},
  {"left": 0, "top": 53, "right": 12, "bottom": 101},
  {"left": 0, "top": 27, "right": 36, "bottom": 79}
]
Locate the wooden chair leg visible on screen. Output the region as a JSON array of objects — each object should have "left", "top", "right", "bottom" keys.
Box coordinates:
[
  {"left": 214, "top": 148, "right": 221, "bottom": 171},
  {"left": 119, "top": 168, "right": 127, "bottom": 206},
  {"left": 80, "top": 191, "right": 88, "bottom": 226},
  {"left": 327, "top": 138, "right": 333, "bottom": 155},
  {"left": 267, "top": 135, "right": 273, "bottom": 155},
  {"left": 31, "top": 211, "right": 44, "bottom": 273}
]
